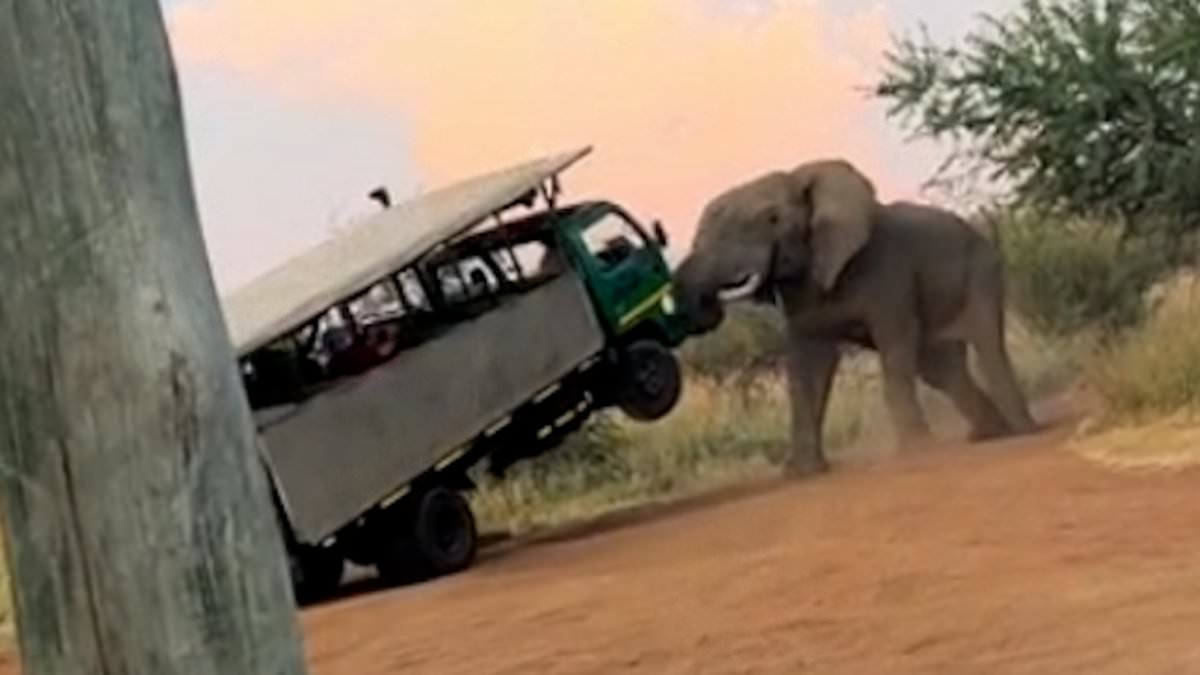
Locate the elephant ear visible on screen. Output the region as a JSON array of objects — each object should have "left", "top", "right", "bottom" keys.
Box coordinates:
[{"left": 790, "top": 160, "right": 878, "bottom": 292}]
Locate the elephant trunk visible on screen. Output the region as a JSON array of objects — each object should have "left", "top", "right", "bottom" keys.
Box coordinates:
[{"left": 672, "top": 254, "right": 725, "bottom": 335}]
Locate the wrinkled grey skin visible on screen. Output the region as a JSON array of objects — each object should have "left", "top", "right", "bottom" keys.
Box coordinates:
[{"left": 674, "top": 159, "right": 1037, "bottom": 476}]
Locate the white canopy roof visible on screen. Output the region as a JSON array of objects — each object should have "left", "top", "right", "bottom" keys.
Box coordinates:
[{"left": 220, "top": 146, "right": 593, "bottom": 356}]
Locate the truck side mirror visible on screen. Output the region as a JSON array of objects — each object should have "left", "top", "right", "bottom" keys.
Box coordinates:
[{"left": 652, "top": 220, "right": 669, "bottom": 248}]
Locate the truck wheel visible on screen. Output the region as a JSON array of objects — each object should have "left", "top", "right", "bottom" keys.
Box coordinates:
[
  {"left": 289, "top": 544, "right": 345, "bottom": 604},
  {"left": 376, "top": 487, "right": 478, "bottom": 584},
  {"left": 616, "top": 339, "right": 682, "bottom": 421}
]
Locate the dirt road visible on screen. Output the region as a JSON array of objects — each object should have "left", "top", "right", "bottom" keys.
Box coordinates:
[
  {"left": 299, "top": 417, "right": 1198, "bottom": 674},
  {"left": 4, "top": 411, "right": 1199, "bottom": 674}
]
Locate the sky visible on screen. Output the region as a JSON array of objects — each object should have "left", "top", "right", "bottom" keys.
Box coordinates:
[{"left": 160, "top": 0, "right": 1021, "bottom": 290}]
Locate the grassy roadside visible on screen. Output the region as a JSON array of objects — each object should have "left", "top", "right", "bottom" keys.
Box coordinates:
[
  {"left": 1068, "top": 271, "right": 1200, "bottom": 471},
  {"left": 470, "top": 316, "right": 1076, "bottom": 536}
]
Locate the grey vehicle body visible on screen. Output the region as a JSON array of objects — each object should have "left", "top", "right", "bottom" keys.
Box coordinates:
[
  {"left": 248, "top": 272, "right": 603, "bottom": 543},
  {"left": 220, "top": 147, "right": 685, "bottom": 598}
]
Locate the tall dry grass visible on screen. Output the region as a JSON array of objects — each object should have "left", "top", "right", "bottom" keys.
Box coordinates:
[
  {"left": 0, "top": 538, "right": 12, "bottom": 645},
  {"left": 470, "top": 374, "right": 791, "bottom": 535},
  {"left": 1087, "top": 271, "right": 1200, "bottom": 421},
  {"left": 1067, "top": 270, "right": 1200, "bottom": 471},
  {"left": 470, "top": 317, "right": 1072, "bottom": 536}
]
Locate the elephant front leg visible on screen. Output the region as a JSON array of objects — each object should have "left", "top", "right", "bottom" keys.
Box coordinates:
[{"left": 783, "top": 337, "right": 840, "bottom": 477}]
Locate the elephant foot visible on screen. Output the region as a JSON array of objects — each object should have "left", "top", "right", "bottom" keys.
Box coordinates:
[
  {"left": 967, "top": 420, "right": 1012, "bottom": 443},
  {"left": 782, "top": 454, "right": 830, "bottom": 479},
  {"left": 1010, "top": 415, "right": 1040, "bottom": 436},
  {"left": 969, "top": 414, "right": 1046, "bottom": 443},
  {"left": 968, "top": 428, "right": 1006, "bottom": 443},
  {"left": 893, "top": 426, "right": 933, "bottom": 453}
]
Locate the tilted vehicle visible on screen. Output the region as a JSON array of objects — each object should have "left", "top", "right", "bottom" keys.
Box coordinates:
[{"left": 220, "top": 147, "right": 688, "bottom": 601}]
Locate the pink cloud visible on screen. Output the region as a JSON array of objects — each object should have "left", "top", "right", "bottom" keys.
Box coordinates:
[{"left": 169, "top": 1, "right": 901, "bottom": 247}]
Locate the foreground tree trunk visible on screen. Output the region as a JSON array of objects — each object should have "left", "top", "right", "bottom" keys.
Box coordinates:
[{"left": 0, "top": 2, "right": 309, "bottom": 674}]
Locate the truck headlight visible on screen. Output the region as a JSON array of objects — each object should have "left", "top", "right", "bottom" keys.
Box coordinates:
[{"left": 661, "top": 293, "right": 677, "bottom": 315}]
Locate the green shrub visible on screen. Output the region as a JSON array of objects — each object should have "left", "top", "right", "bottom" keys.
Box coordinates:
[
  {"left": 678, "top": 303, "right": 786, "bottom": 379},
  {"left": 995, "top": 209, "right": 1169, "bottom": 336}
]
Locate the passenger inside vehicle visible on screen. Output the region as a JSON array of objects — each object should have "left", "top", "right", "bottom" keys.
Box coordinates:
[
  {"left": 529, "top": 241, "right": 567, "bottom": 281},
  {"left": 242, "top": 214, "right": 579, "bottom": 407}
]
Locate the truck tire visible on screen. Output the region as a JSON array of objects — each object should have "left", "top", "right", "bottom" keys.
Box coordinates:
[
  {"left": 616, "top": 339, "right": 682, "bottom": 421},
  {"left": 289, "top": 543, "right": 345, "bottom": 604},
  {"left": 376, "top": 487, "right": 478, "bottom": 584}
]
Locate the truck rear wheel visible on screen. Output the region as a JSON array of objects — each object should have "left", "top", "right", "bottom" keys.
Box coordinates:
[
  {"left": 376, "top": 487, "right": 478, "bottom": 584},
  {"left": 289, "top": 543, "right": 345, "bottom": 604},
  {"left": 616, "top": 339, "right": 682, "bottom": 421}
]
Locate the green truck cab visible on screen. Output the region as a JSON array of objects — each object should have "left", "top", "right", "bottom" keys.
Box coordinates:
[
  {"left": 221, "top": 147, "right": 688, "bottom": 601},
  {"left": 544, "top": 199, "right": 689, "bottom": 417},
  {"left": 561, "top": 201, "right": 683, "bottom": 342}
]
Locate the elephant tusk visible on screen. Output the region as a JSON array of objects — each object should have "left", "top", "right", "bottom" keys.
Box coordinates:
[{"left": 717, "top": 273, "right": 762, "bottom": 303}]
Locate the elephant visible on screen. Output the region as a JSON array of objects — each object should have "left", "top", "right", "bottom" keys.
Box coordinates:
[{"left": 673, "top": 158, "right": 1037, "bottom": 476}]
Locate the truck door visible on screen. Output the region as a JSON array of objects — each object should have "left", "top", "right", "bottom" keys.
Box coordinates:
[{"left": 572, "top": 208, "right": 671, "bottom": 335}]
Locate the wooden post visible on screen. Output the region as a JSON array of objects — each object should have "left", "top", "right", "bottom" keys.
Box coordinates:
[{"left": 0, "top": 2, "right": 310, "bottom": 674}]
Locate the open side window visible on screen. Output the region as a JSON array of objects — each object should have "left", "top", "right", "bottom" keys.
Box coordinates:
[
  {"left": 443, "top": 211, "right": 571, "bottom": 294},
  {"left": 242, "top": 319, "right": 328, "bottom": 409},
  {"left": 579, "top": 210, "right": 648, "bottom": 270},
  {"left": 241, "top": 208, "right": 587, "bottom": 409}
]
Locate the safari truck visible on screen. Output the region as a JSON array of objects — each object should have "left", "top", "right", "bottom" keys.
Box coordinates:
[{"left": 220, "top": 147, "right": 688, "bottom": 601}]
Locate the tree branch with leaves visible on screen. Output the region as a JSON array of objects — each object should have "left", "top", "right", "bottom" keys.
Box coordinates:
[{"left": 876, "top": 0, "right": 1200, "bottom": 243}]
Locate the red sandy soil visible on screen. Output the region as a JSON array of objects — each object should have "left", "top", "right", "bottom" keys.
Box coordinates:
[{"left": 3, "top": 401, "right": 1198, "bottom": 674}]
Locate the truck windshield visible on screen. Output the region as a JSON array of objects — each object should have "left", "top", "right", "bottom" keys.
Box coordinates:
[{"left": 579, "top": 210, "right": 648, "bottom": 269}]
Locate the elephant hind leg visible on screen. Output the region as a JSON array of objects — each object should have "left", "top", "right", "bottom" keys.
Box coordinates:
[
  {"left": 871, "top": 319, "right": 932, "bottom": 448},
  {"left": 963, "top": 272, "right": 1038, "bottom": 435},
  {"left": 918, "top": 341, "right": 1010, "bottom": 442}
]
